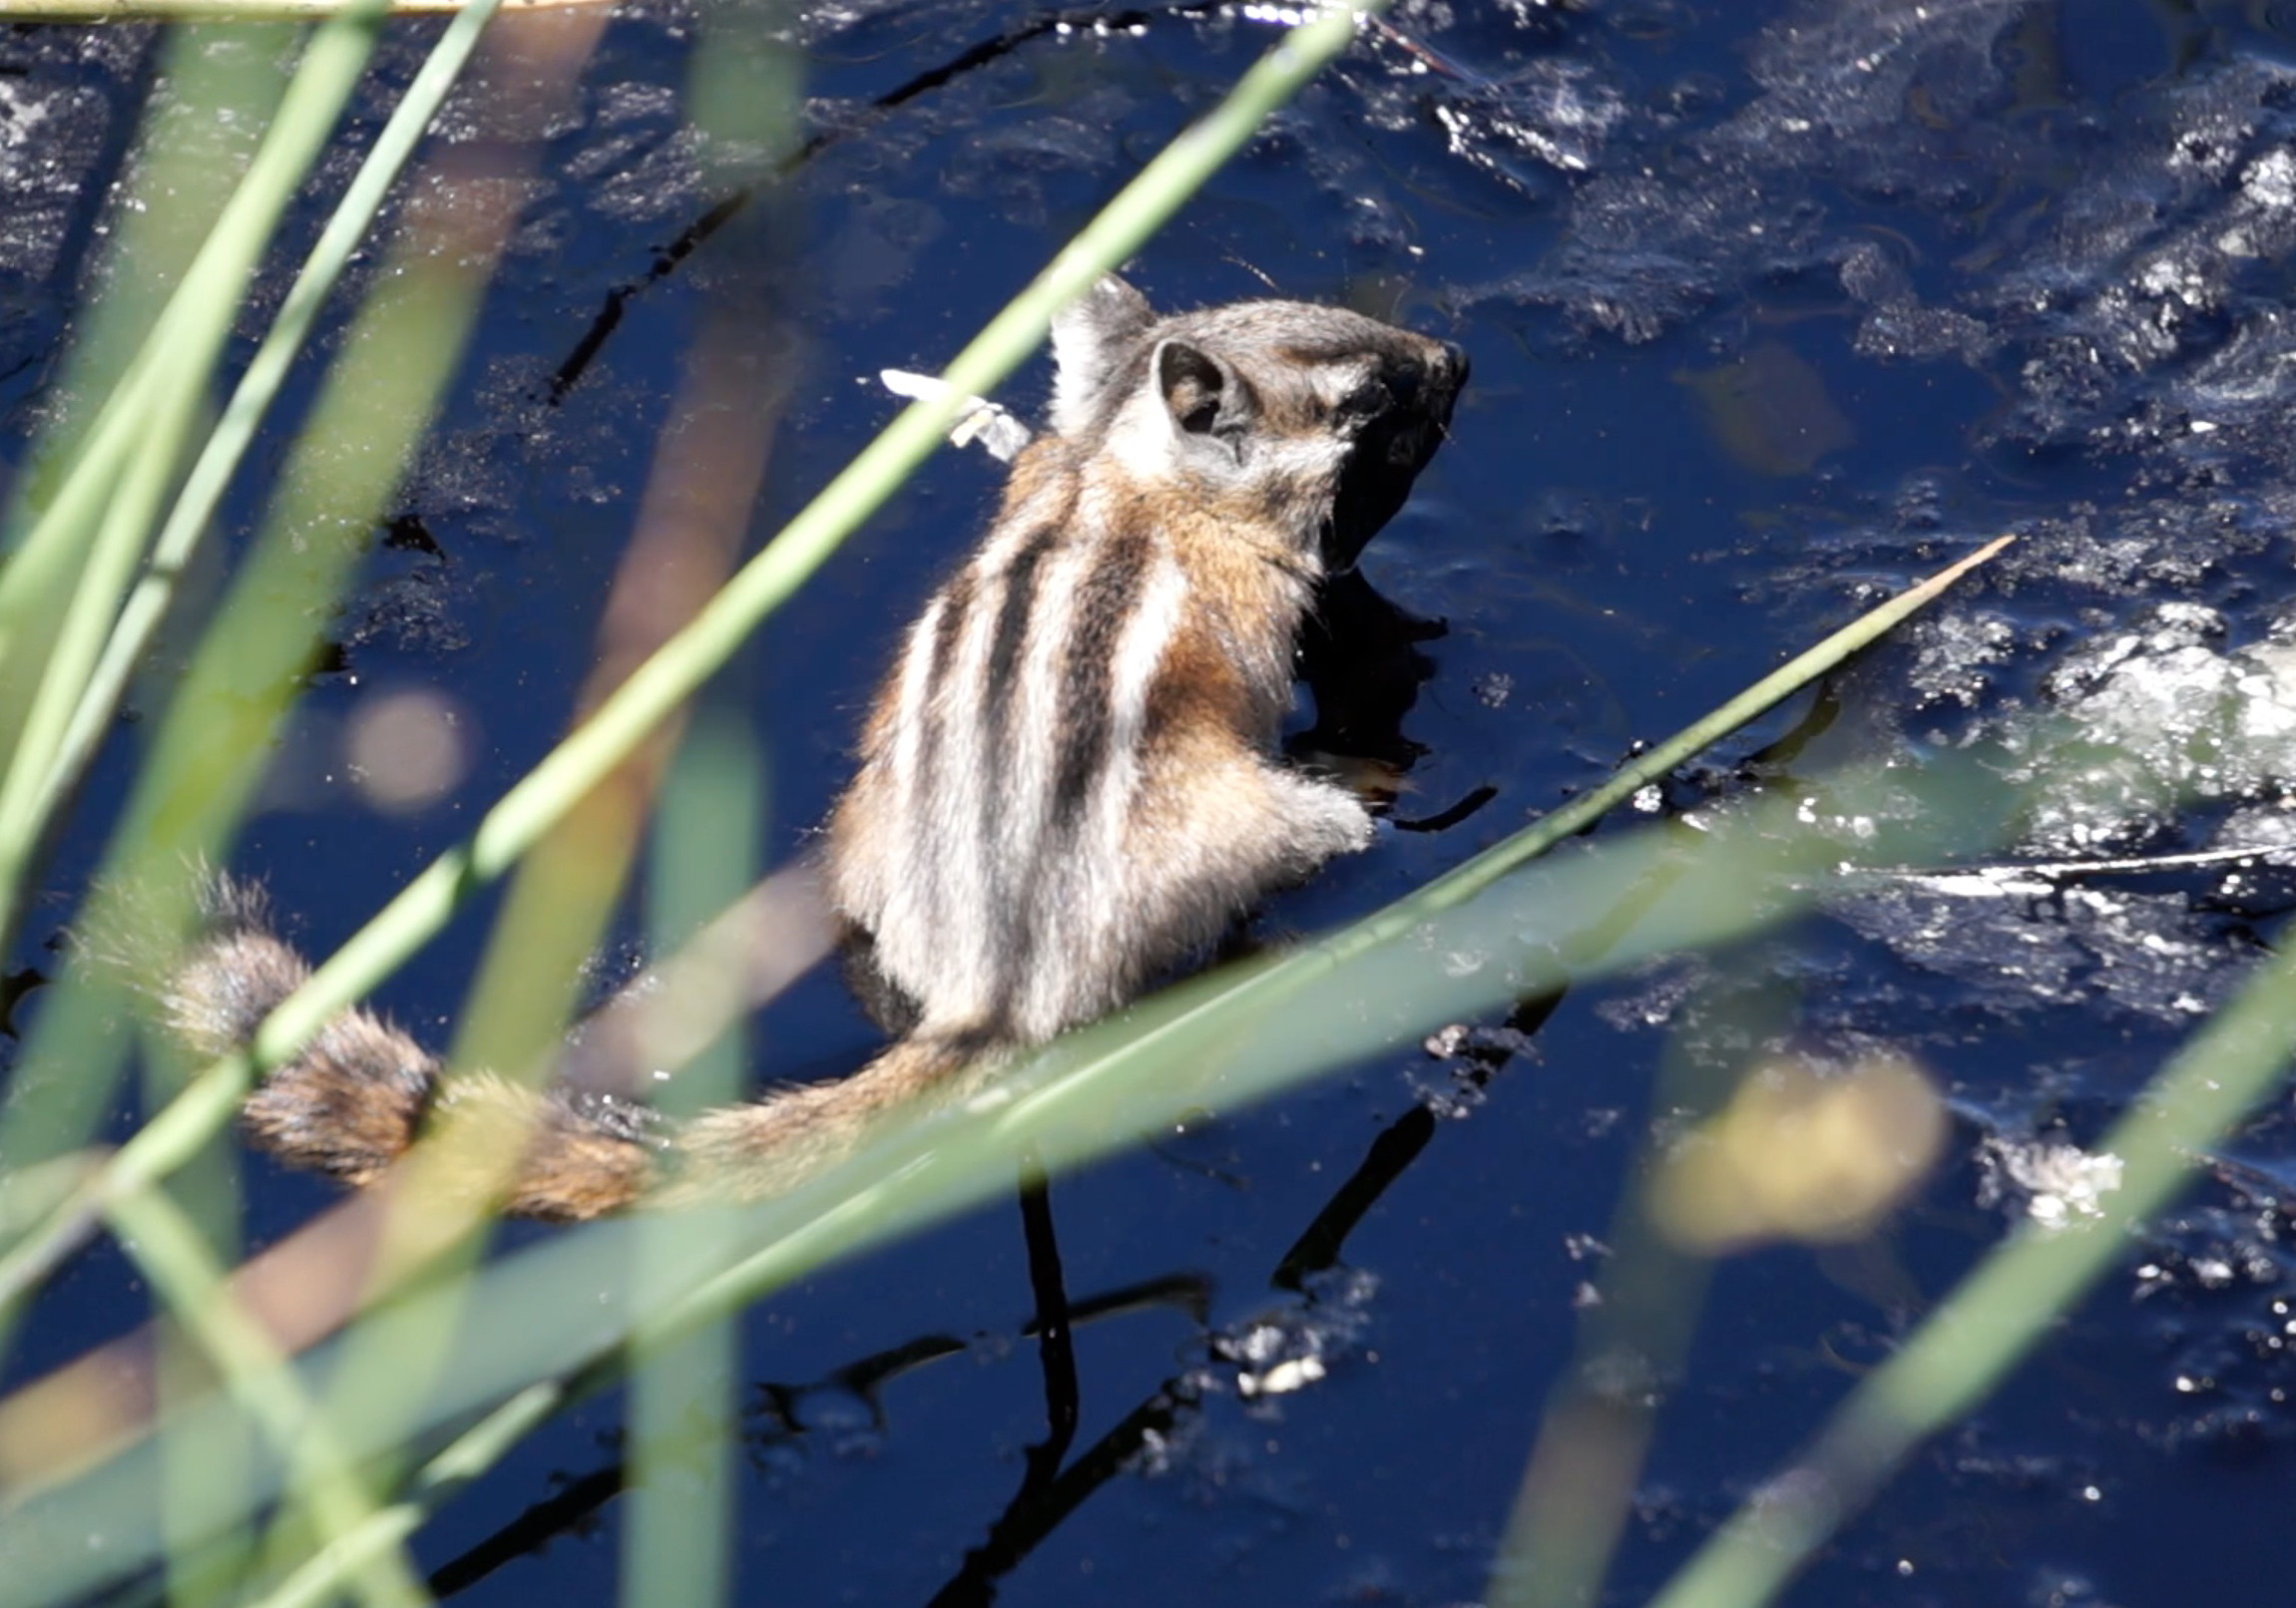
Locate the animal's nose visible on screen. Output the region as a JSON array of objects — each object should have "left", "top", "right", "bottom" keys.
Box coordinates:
[{"left": 1415, "top": 340, "right": 1467, "bottom": 421}]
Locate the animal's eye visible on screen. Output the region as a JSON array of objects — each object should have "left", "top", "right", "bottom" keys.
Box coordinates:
[{"left": 1338, "top": 378, "right": 1393, "bottom": 420}]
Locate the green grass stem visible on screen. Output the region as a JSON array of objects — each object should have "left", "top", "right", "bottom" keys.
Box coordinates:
[
  {"left": 622, "top": 714, "right": 759, "bottom": 1608},
  {"left": 0, "top": 28, "right": 281, "bottom": 553},
  {"left": 248, "top": 1383, "right": 569, "bottom": 1608},
  {"left": 0, "top": 36, "right": 511, "bottom": 1329},
  {"left": 105, "top": 1184, "right": 429, "bottom": 1608},
  {"left": 0, "top": 0, "right": 437, "bottom": 1296},
  {"left": 0, "top": 722, "right": 2009, "bottom": 1608},
  {"left": 1403, "top": 535, "right": 2016, "bottom": 920},
  {"left": 0, "top": 355, "right": 204, "bottom": 938},
  {"left": 1487, "top": 981, "right": 1791, "bottom": 1608},
  {"left": 0, "top": 9, "right": 385, "bottom": 702},
  {"left": 1643, "top": 917, "right": 2296, "bottom": 1608},
  {"left": 0, "top": 0, "right": 1382, "bottom": 1325},
  {"left": 0, "top": 521, "right": 2007, "bottom": 1585},
  {"left": 0, "top": 28, "right": 294, "bottom": 803},
  {"left": 37, "top": 0, "right": 505, "bottom": 844},
  {"left": 0, "top": 756, "right": 1970, "bottom": 1608}
]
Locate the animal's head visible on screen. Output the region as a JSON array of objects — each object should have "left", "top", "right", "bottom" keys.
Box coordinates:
[{"left": 1049, "top": 276, "right": 1466, "bottom": 570}]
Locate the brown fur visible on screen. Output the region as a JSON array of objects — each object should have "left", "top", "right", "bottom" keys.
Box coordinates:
[{"left": 160, "top": 277, "right": 1464, "bottom": 1220}]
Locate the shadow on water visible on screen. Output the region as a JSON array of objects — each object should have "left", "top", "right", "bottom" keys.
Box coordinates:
[{"left": 427, "top": 1011, "right": 1558, "bottom": 1605}]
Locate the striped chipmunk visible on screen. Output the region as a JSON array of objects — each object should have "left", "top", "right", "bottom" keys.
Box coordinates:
[{"left": 163, "top": 274, "right": 1468, "bottom": 1219}]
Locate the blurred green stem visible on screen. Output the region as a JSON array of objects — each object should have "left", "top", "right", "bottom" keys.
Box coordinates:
[
  {"left": 0, "top": 17, "right": 345, "bottom": 940},
  {"left": 0, "top": 16, "right": 508, "bottom": 1340},
  {"left": 622, "top": 714, "right": 761, "bottom": 1608},
  {"left": 109, "top": 1182, "right": 430, "bottom": 1608},
  {"left": 0, "top": 0, "right": 1387, "bottom": 1325},
  {"left": 0, "top": 748, "right": 2002, "bottom": 1607},
  {"left": 1489, "top": 977, "right": 1799, "bottom": 1608},
  {"left": 0, "top": 0, "right": 467, "bottom": 1308},
  {"left": 249, "top": 1383, "right": 568, "bottom": 1608},
  {"left": 37, "top": 0, "right": 505, "bottom": 850},
  {"left": 1646, "top": 894, "right": 2296, "bottom": 1607}
]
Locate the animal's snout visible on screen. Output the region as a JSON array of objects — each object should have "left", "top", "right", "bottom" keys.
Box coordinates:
[
  {"left": 1439, "top": 340, "right": 1469, "bottom": 390},
  {"left": 1379, "top": 339, "right": 1467, "bottom": 428},
  {"left": 1427, "top": 340, "right": 1469, "bottom": 416}
]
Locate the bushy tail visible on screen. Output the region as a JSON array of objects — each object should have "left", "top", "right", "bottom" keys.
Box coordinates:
[
  {"left": 161, "top": 881, "right": 984, "bottom": 1222},
  {"left": 661, "top": 1033, "right": 986, "bottom": 1208}
]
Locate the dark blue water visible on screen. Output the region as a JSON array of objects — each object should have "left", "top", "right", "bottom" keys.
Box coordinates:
[{"left": 15, "top": 1, "right": 2296, "bottom": 1603}]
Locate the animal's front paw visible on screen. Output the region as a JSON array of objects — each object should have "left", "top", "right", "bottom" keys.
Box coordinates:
[{"left": 1283, "top": 774, "right": 1377, "bottom": 860}]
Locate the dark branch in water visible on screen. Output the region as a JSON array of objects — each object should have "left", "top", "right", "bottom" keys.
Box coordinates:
[
  {"left": 423, "top": 1001, "right": 1568, "bottom": 1601},
  {"left": 1015, "top": 1162, "right": 1082, "bottom": 1487}
]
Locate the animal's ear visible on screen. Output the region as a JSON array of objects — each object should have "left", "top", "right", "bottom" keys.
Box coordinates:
[
  {"left": 1154, "top": 338, "right": 1248, "bottom": 441},
  {"left": 1050, "top": 275, "right": 1155, "bottom": 437}
]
